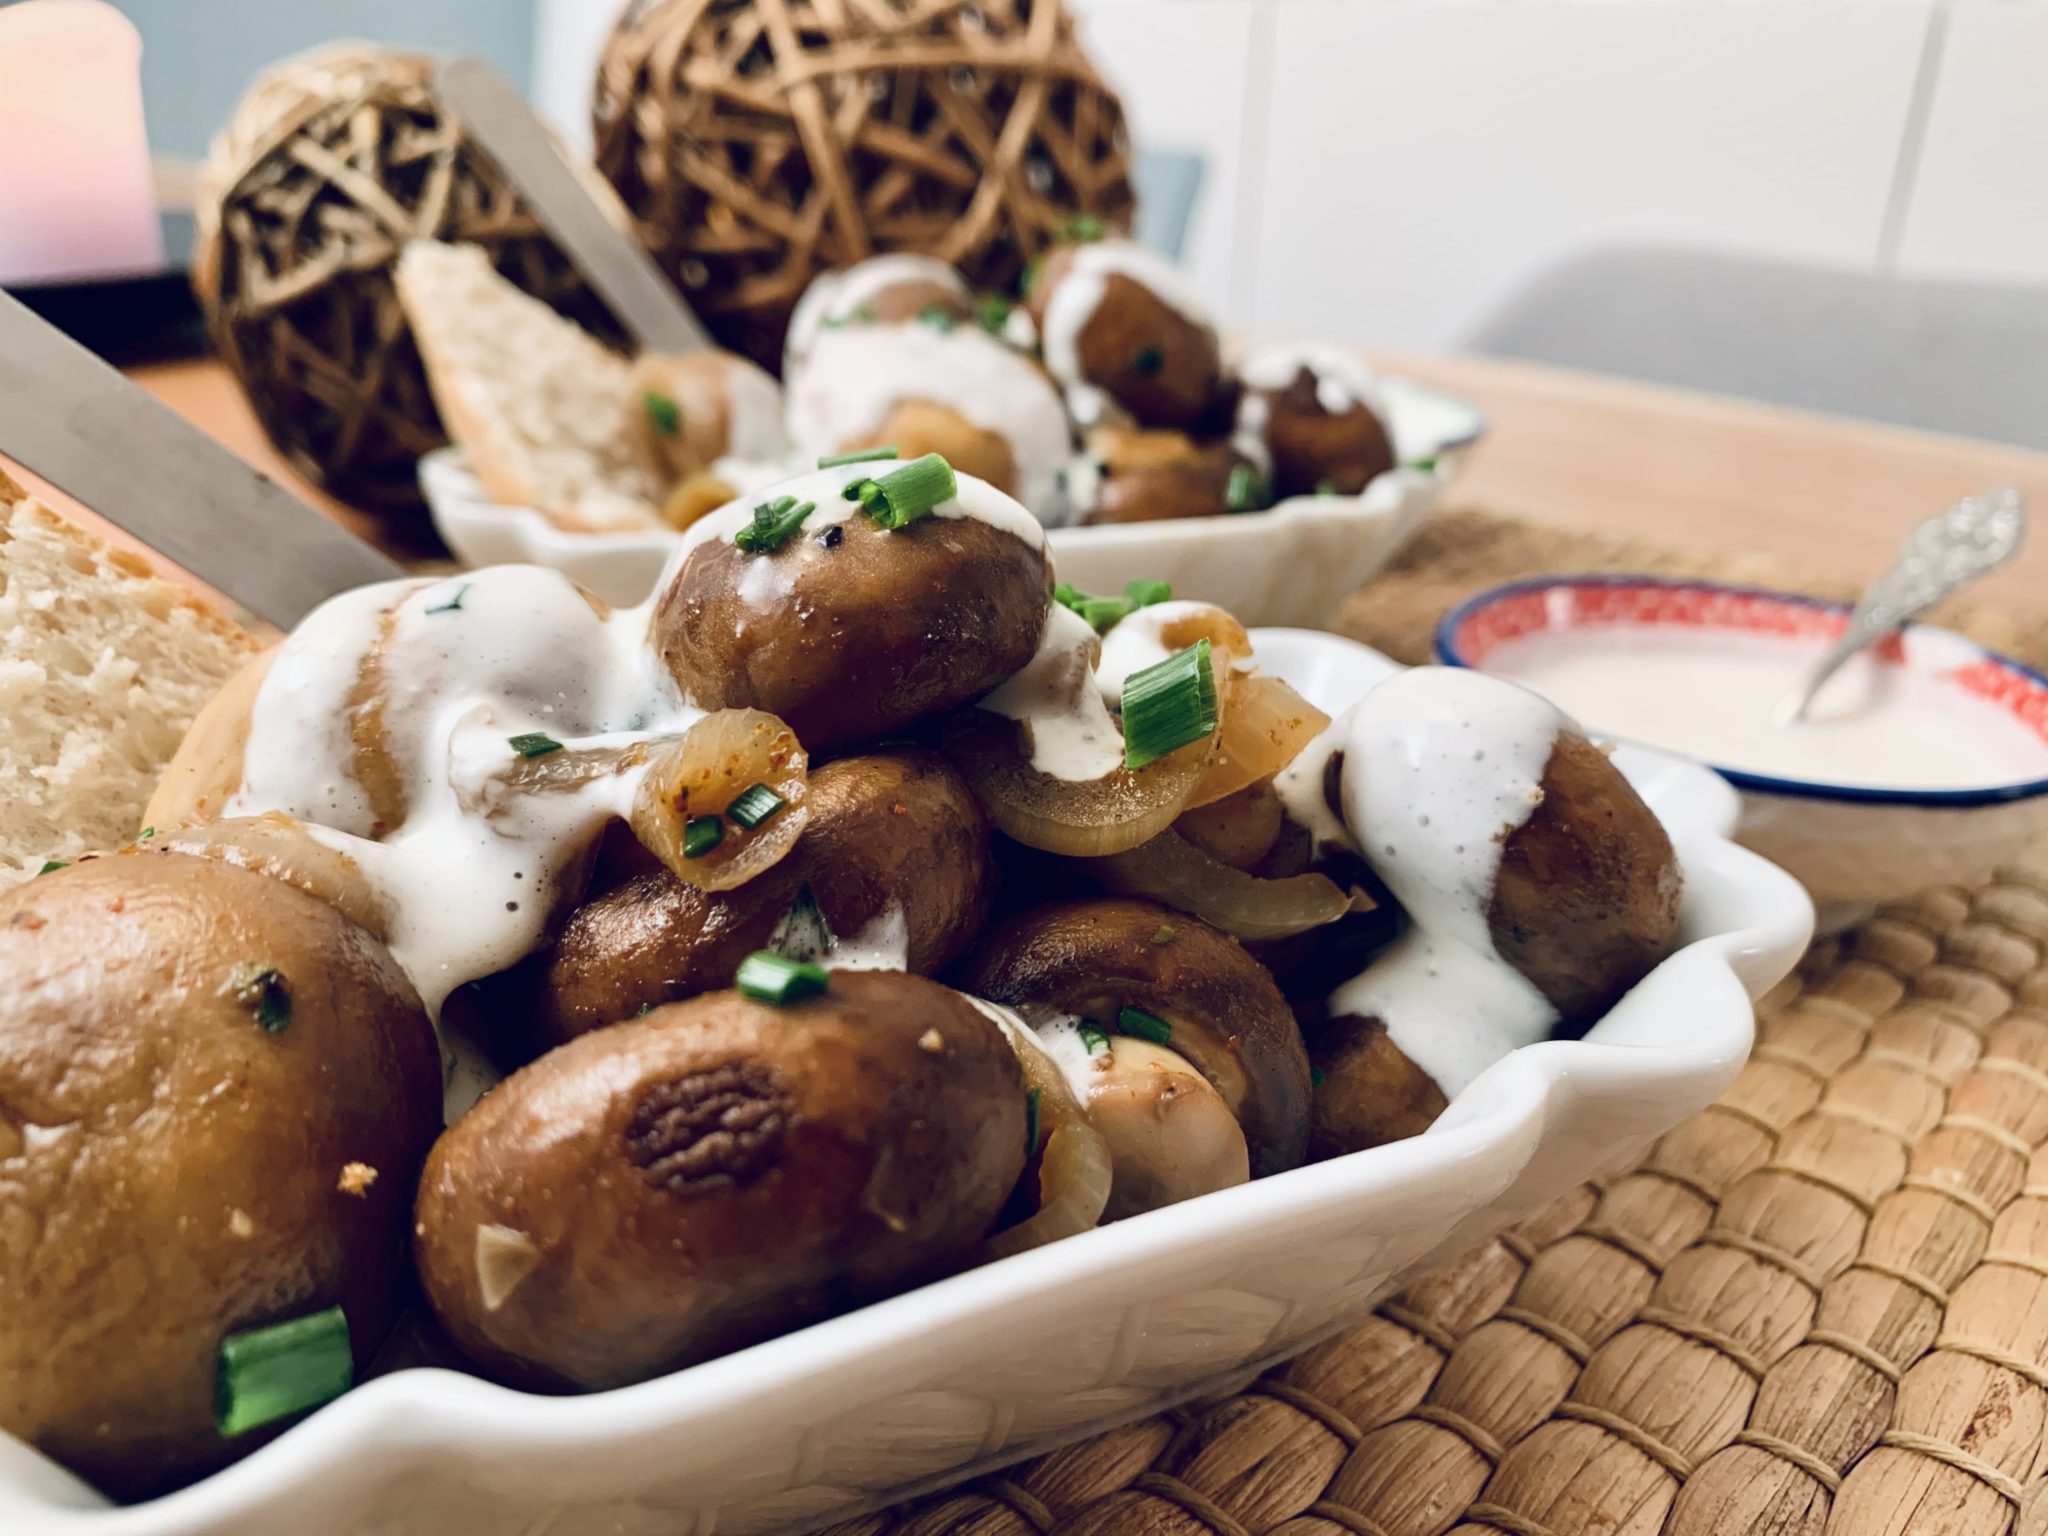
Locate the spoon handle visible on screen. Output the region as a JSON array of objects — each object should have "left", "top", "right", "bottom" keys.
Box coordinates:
[{"left": 1773, "top": 487, "right": 2026, "bottom": 725}]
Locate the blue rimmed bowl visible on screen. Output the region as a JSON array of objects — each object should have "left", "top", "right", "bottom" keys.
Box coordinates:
[{"left": 1435, "top": 575, "right": 2048, "bottom": 910}]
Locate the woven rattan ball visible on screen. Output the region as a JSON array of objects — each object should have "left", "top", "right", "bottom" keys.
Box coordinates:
[
  {"left": 593, "top": 0, "right": 1137, "bottom": 369},
  {"left": 192, "top": 44, "right": 623, "bottom": 518}
]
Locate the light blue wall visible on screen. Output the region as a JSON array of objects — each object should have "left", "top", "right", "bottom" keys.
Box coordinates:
[{"left": 110, "top": 0, "right": 536, "bottom": 158}]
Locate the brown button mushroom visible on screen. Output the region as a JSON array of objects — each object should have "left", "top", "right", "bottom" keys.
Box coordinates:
[
  {"left": 649, "top": 491, "right": 1052, "bottom": 751},
  {"left": 1026, "top": 240, "right": 1226, "bottom": 431},
  {"left": 464, "top": 749, "right": 995, "bottom": 1058},
  {"left": 957, "top": 898, "right": 1311, "bottom": 1176},
  {"left": 628, "top": 350, "right": 789, "bottom": 482},
  {"left": 414, "top": 970, "right": 1027, "bottom": 1390},
  {"left": 1235, "top": 352, "right": 1398, "bottom": 499},
  {"left": 0, "top": 855, "right": 440, "bottom": 1500},
  {"left": 1301, "top": 669, "right": 1683, "bottom": 1159},
  {"left": 1075, "top": 425, "right": 1261, "bottom": 524},
  {"left": 1488, "top": 731, "right": 1685, "bottom": 1025}
]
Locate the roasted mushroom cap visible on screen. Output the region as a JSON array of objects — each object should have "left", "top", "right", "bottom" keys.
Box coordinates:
[
  {"left": 1303, "top": 1018, "right": 1448, "bottom": 1161},
  {"left": 1076, "top": 426, "right": 1256, "bottom": 524},
  {"left": 1243, "top": 362, "right": 1397, "bottom": 499},
  {"left": 957, "top": 897, "right": 1311, "bottom": 1175},
  {"left": 414, "top": 970, "right": 1027, "bottom": 1390},
  {"left": 650, "top": 498, "right": 1052, "bottom": 751},
  {"left": 629, "top": 350, "right": 790, "bottom": 481},
  {"left": 464, "top": 748, "right": 994, "bottom": 1059},
  {"left": 0, "top": 855, "right": 440, "bottom": 1500},
  {"left": 1488, "top": 731, "right": 1683, "bottom": 1027},
  {"left": 1305, "top": 679, "right": 1684, "bottom": 1160},
  {"left": 1027, "top": 242, "right": 1226, "bottom": 431},
  {"left": 864, "top": 398, "right": 1022, "bottom": 500}
]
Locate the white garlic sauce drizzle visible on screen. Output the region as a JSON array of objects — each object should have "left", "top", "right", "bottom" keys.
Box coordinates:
[
  {"left": 786, "top": 323, "right": 1076, "bottom": 519},
  {"left": 829, "top": 903, "right": 910, "bottom": 971},
  {"left": 1039, "top": 239, "right": 1218, "bottom": 429},
  {"left": 1316, "top": 667, "right": 1567, "bottom": 1099},
  {"left": 231, "top": 567, "right": 700, "bottom": 1052},
  {"left": 979, "top": 602, "right": 1125, "bottom": 782},
  {"left": 1236, "top": 341, "right": 1389, "bottom": 417},
  {"left": 1093, "top": 600, "right": 1249, "bottom": 708},
  {"left": 783, "top": 253, "right": 970, "bottom": 368}
]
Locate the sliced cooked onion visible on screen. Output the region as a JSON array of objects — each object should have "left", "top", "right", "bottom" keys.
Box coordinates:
[
  {"left": 972, "top": 1001, "right": 1114, "bottom": 1260},
  {"left": 153, "top": 814, "right": 395, "bottom": 942},
  {"left": 632, "top": 709, "right": 808, "bottom": 891},
  {"left": 940, "top": 708, "right": 1206, "bottom": 857},
  {"left": 1089, "top": 828, "right": 1357, "bottom": 942},
  {"left": 1185, "top": 675, "right": 1331, "bottom": 811}
]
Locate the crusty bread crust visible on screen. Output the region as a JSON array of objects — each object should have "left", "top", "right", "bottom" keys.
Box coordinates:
[{"left": 395, "top": 241, "right": 664, "bottom": 531}]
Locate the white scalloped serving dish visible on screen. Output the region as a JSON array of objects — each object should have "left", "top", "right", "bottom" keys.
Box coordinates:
[
  {"left": 1, "top": 631, "right": 1812, "bottom": 1536},
  {"left": 422, "top": 377, "right": 1486, "bottom": 622}
]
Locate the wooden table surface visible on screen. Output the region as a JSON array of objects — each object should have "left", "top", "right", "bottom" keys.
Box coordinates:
[{"left": 11, "top": 351, "right": 2048, "bottom": 616}]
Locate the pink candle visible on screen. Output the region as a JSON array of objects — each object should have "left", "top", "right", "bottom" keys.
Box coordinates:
[{"left": 0, "top": 0, "right": 164, "bottom": 284}]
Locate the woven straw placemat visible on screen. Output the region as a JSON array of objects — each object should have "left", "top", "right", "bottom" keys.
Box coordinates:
[{"left": 840, "top": 509, "right": 2048, "bottom": 1536}]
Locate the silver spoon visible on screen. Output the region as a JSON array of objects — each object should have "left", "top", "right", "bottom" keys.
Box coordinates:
[{"left": 1771, "top": 487, "right": 2027, "bottom": 725}]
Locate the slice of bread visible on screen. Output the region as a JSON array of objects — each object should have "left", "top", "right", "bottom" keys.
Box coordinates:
[
  {"left": 0, "top": 486, "right": 259, "bottom": 889},
  {"left": 395, "top": 240, "right": 665, "bottom": 531}
]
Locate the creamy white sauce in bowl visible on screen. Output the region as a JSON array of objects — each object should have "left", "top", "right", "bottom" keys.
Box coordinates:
[
  {"left": 1437, "top": 577, "right": 2048, "bottom": 802},
  {"left": 1434, "top": 575, "right": 2048, "bottom": 909}
]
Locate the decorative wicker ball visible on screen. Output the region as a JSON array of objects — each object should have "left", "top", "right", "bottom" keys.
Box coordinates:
[
  {"left": 192, "top": 44, "right": 624, "bottom": 518},
  {"left": 594, "top": 0, "right": 1137, "bottom": 369}
]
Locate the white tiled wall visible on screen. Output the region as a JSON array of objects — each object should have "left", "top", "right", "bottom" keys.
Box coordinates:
[{"left": 535, "top": 0, "right": 2048, "bottom": 349}]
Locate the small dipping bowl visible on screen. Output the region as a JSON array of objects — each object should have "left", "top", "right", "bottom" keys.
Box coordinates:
[{"left": 1436, "top": 575, "right": 2048, "bottom": 913}]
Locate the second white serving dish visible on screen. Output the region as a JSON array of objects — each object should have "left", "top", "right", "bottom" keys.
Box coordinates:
[
  {"left": 0, "top": 631, "right": 1811, "bottom": 1536},
  {"left": 423, "top": 376, "right": 1486, "bottom": 622}
]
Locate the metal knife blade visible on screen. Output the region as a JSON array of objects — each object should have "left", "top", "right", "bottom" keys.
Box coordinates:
[
  {"left": 438, "top": 55, "right": 714, "bottom": 356},
  {"left": 0, "top": 288, "right": 406, "bottom": 628}
]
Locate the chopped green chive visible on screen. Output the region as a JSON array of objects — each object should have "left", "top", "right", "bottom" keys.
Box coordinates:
[
  {"left": 734, "top": 495, "right": 816, "bottom": 555},
  {"left": 1121, "top": 638, "right": 1217, "bottom": 769},
  {"left": 1116, "top": 1005, "right": 1172, "bottom": 1045},
  {"left": 854, "top": 453, "right": 957, "bottom": 530},
  {"left": 1122, "top": 577, "right": 1172, "bottom": 609},
  {"left": 636, "top": 1001, "right": 655, "bottom": 1017},
  {"left": 1410, "top": 455, "right": 1439, "bottom": 475},
  {"left": 1130, "top": 345, "right": 1164, "bottom": 378},
  {"left": 36, "top": 859, "right": 67, "bottom": 876},
  {"left": 727, "top": 783, "right": 786, "bottom": 830},
  {"left": 683, "top": 816, "right": 724, "bottom": 858},
  {"left": 425, "top": 583, "right": 470, "bottom": 614},
  {"left": 509, "top": 732, "right": 563, "bottom": 759},
  {"left": 1150, "top": 925, "right": 1177, "bottom": 946},
  {"left": 1054, "top": 582, "right": 1129, "bottom": 632},
  {"left": 817, "top": 446, "right": 899, "bottom": 469},
  {"left": 1225, "top": 463, "right": 1266, "bottom": 513},
  {"left": 137, "top": 826, "right": 156, "bottom": 841},
  {"left": 736, "top": 950, "right": 829, "bottom": 1005},
  {"left": 917, "top": 302, "right": 957, "bottom": 333},
  {"left": 1024, "top": 1087, "right": 1042, "bottom": 1158},
  {"left": 1020, "top": 258, "right": 1044, "bottom": 299},
  {"left": 1310, "top": 1065, "right": 1327, "bottom": 1088},
  {"left": 1077, "top": 1022, "right": 1111, "bottom": 1056},
  {"left": 1315, "top": 478, "right": 1340, "bottom": 497},
  {"left": 1060, "top": 214, "right": 1107, "bottom": 243},
  {"left": 642, "top": 391, "right": 682, "bottom": 438},
  {"left": 229, "top": 964, "right": 292, "bottom": 1033},
  {"left": 215, "top": 1306, "right": 352, "bottom": 1438},
  {"left": 976, "top": 295, "right": 1014, "bottom": 334}
]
